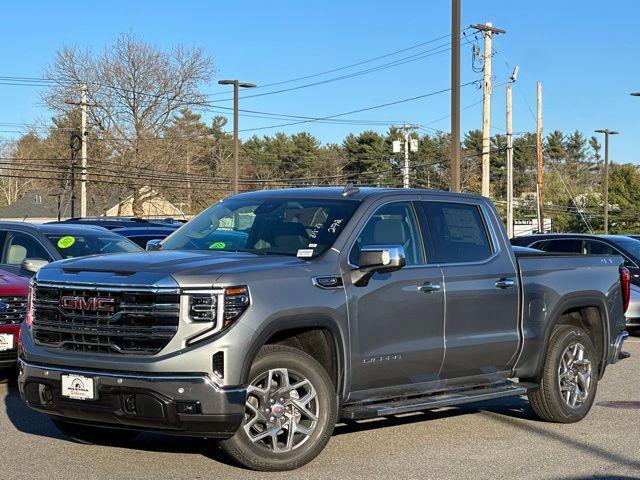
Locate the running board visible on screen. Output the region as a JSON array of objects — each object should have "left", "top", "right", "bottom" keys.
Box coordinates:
[{"left": 341, "top": 383, "right": 529, "bottom": 420}]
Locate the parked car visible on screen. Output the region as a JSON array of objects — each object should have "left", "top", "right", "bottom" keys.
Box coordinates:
[
  {"left": 47, "top": 217, "right": 182, "bottom": 249},
  {"left": 0, "top": 222, "right": 142, "bottom": 277},
  {"left": 0, "top": 268, "right": 28, "bottom": 369},
  {"left": 19, "top": 188, "right": 629, "bottom": 471},
  {"left": 511, "top": 233, "right": 640, "bottom": 330},
  {"left": 110, "top": 226, "right": 179, "bottom": 248},
  {"left": 47, "top": 216, "right": 184, "bottom": 230}
]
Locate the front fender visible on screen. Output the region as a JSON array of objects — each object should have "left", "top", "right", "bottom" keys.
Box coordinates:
[{"left": 239, "top": 313, "right": 348, "bottom": 397}]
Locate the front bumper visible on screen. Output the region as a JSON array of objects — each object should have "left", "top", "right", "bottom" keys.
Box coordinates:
[
  {"left": 0, "top": 324, "right": 20, "bottom": 368},
  {"left": 18, "top": 359, "right": 246, "bottom": 438}
]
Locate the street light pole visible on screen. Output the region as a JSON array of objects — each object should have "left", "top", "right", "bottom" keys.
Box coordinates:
[
  {"left": 595, "top": 129, "right": 619, "bottom": 234},
  {"left": 450, "top": 0, "right": 461, "bottom": 193},
  {"left": 218, "top": 79, "right": 257, "bottom": 194}
]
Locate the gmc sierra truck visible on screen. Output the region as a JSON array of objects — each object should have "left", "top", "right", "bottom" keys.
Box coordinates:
[{"left": 18, "top": 187, "right": 630, "bottom": 471}]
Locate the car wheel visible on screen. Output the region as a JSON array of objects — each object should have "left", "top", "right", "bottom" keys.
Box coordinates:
[
  {"left": 528, "top": 325, "right": 598, "bottom": 423},
  {"left": 219, "top": 344, "right": 337, "bottom": 471},
  {"left": 52, "top": 419, "right": 139, "bottom": 445}
]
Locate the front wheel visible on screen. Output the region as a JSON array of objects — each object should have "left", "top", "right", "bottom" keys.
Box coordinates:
[
  {"left": 219, "top": 344, "right": 337, "bottom": 471},
  {"left": 528, "top": 325, "right": 598, "bottom": 423}
]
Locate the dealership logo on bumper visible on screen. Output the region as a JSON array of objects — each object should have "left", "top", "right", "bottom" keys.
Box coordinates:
[{"left": 60, "top": 296, "right": 115, "bottom": 313}]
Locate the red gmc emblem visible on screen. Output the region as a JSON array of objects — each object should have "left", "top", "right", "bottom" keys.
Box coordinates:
[{"left": 60, "top": 296, "right": 115, "bottom": 313}]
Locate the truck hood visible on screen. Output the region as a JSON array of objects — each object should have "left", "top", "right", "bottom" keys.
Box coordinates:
[{"left": 36, "top": 250, "right": 311, "bottom": 288}]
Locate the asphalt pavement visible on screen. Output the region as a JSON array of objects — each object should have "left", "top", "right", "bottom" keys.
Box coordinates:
[{"left": 1, "top": 340, "right": 639, "bottom": 480}]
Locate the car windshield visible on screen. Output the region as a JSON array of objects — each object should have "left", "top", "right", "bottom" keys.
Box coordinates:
[
  {"left": 45, "top": 232, "right": 142, "bottom": 258},
  {"left": 161, "top": 197, "right": 360, "bottom": 258},
  {"left": 612, "top": 237, "right": 640, "bottom": 261}
]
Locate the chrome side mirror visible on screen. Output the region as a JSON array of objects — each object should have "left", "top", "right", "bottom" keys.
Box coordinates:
[
  {"left": 20, "top": 258, "right": 49, "bottom": 274},
  {"left": 351, "top": 245, "right": 406, "bottom": 287},
  {"left": 146, "top": 239, "right": 162, "bottom": 251}
]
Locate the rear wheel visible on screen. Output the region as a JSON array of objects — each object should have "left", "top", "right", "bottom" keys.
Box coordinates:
[
  {"left": 52, "top": 419, "right": 139, "bottom": 445},
  {"left": 528, "top": 325, "right": 598, "bottom": 423},
  {"left": 219, "top": 344, "right": 337, "bottom": 471}
]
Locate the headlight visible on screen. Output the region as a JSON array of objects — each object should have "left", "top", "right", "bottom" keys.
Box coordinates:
[
  {"left": 187, "top": 286, "right": 250, "bottom": 340},
  {"left": 189, "top": 294, "right": 218, "bottom": 322},
  {"left": 223, "top": 286, "right": 250, "bottom": 327}
]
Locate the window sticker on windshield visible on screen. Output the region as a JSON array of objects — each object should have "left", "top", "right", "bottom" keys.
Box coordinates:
[
  {"left": 57, "top": 236, "right": 76, "bottom": 249},
  {"left": 309, "top": 243, "right": 318, "bottom": 248},
  {"left": 297, "top": 249, "right": 314, "bottom": 258},
  {"left": 209, "top": 241, "right": 226, "bottom": 249}
]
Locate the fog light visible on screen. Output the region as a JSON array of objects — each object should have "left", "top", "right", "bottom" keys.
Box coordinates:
[{"left": 124, "top": 394, "right": 136, "bottom": 414}]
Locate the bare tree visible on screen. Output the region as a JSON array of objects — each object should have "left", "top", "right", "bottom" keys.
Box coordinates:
[{"left": 44, "top": 33, "right": 215, "bottom": 215}]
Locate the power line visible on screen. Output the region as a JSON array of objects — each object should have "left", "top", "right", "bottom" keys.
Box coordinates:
[{"left": 237, "top": 80, "right": 480, "bottom": 133}]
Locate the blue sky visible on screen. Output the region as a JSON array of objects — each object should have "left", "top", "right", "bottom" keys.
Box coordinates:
[{"left": 1, "top": 0, "right": 639, "bottom": 162}]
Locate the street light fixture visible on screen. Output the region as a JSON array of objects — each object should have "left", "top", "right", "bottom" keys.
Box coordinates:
[
  {"left": 218, "top": 79, "right": 257, "bottom": 194},
  {"left": 594, "top": 129, "right": 619, "bottom": 234},
  {"left": 630, "top": 92, "right": 640, "bottom": 97}
]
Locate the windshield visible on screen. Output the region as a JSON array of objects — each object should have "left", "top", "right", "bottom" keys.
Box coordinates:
[
  {"left": 161, "top": 197, "right": 360, "bottom": 258},
  {"left": 45, "top": 232, "right": 142, "bottom": 259},
  {"left": 613, "top": 237, "right": 640, "bottom": 262}
]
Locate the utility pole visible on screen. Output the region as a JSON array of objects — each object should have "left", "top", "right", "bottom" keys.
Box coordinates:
[
  {"left": 69, "top": 133, "right": 82, "bottom": 219},
  {"left": 470, "top": 23, "right": 506, "bottom": 198},
  {"left": 218, "top": 79, "right": 257, "bottom": 194},
  {"left": 450, "top": 0, "right": 461, "bottom": 192},
  {"left": 403, "top": 123, "right": 410, "bottom": 189},
  {"left": 392, "top": 124, "right": 418, "bottom": 188},
  {"left": 80, "top": 84, "right": 88, "bottom": 217},
  {"left": 595, "top": 129, "right": 619, "bottom": 234},
  {"left": 506, "top": 84, "right": 514, "bottom": 238},
  {"left": 536, "top": 81, "right": 544, "bottom": 233}
]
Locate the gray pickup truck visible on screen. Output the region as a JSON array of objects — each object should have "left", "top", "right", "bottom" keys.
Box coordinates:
[{"left": 18, "top": 187, "right": 630, "bottom": 471}]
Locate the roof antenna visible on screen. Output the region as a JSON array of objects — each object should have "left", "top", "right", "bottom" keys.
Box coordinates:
[{"left": 342, "top": 182, "right": 360, "bottom": 197}]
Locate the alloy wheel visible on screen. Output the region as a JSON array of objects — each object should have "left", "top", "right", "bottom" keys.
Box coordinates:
[
  {"left": 243, "top": 368, "right": 319, "bottom": 453},
  {"left": 557, "top": 341, "right": 592, "bottom": 408}
]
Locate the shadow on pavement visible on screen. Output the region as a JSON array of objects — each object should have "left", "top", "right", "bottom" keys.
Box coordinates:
[
  {"left": 479, "top": 407, "right": 640, "bottom": 474},
  {"left": 2, "top": 368, "right": 65, "bottom": 440},
  {"left": 333, "top": 395, "right": 537, "bottom": 436},
  {"left": 1, "top": 368, "right": 220, "bottom": 458},
  {"left": 5, "top": 381, "right": 637, "bottom": 475}
]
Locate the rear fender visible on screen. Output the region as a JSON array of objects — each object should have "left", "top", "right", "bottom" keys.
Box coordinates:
[{"left": 516, "top": 293, "right": 610, "bottom": 380}]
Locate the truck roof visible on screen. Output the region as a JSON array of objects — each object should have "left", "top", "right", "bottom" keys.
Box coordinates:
[{"left": 232, "top": 187, "right": 486, "bottom": 202}]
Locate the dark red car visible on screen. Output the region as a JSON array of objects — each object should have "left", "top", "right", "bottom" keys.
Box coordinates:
[{"left": 0, "top": 269, "right": 28, "bottom": 368}]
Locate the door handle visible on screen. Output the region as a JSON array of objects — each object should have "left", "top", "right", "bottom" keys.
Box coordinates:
[
  {"left": 495, "top": 278, "right": 515, "bottom": 289},
  {"left": 418, "top": 282, "right": 441, "bottom": 293}
]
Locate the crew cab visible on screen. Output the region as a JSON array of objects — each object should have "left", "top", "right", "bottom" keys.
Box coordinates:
[{"left": 18, "top": 188, "right": 629, "bottom": 471}]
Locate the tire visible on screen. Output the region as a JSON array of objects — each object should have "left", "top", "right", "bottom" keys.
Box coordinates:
[
  {"left": 52, "top": 419, "right": 140, "bottom": 445},
  {"left": 219, "top": 344, "right": 337, "bottom": 471},
  {"left": 527, "top": 325, "right": 598, "bottom": 423}
]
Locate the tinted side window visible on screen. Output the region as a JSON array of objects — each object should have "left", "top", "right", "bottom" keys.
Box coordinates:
[
  {"left": 539, "top": 239, "right": 581, "bottom": 253},
  {"left": 582, "top": 240, "right": 617, "bottom": 255},
  {"left": 349, "top": 202, "right": 424, "bottom": 266},
  {"left": 2, "top": 231, "right": 50, "bottom": 265},
  {"left": 422, "top": 202, "right": 492, "bottom": 263}
]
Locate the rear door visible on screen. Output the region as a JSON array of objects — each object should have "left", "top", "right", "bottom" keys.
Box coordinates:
[{"left": 420, "top": 199, "right": 520, "bottom": 381}]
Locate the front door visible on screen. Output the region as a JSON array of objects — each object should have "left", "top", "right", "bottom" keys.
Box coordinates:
[
  {"left": 344, "top": 200, "right": 445, "bottom": 394},
  {"left": 420, "top": 200, "right": 520, "bottom": 381}
]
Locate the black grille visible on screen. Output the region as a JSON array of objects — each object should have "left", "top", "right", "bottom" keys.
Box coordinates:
[
  {"left": 0, "top": 296, "right": 27, "bottom": 325},
  {"left": 32, "top": 285, "right": 179, "bottom": 355}
]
